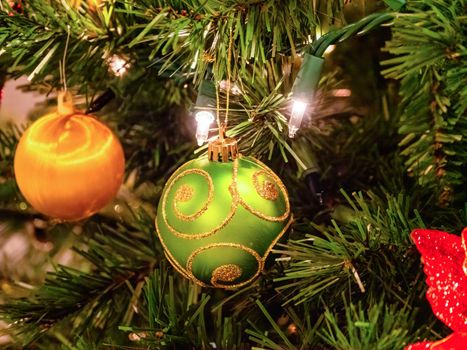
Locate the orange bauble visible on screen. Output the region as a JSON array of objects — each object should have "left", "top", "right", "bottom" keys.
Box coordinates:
[{"left": 14, "top": 96, "right": 125, "bottom": 221}]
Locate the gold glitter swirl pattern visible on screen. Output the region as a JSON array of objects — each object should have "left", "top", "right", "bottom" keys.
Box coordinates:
[
  {"left": 169, "top": 169, "right": 213, "bottom": 221},
  {"left": 186, "top": 243, "right": 263, "bottom": 289},
  {"left": 211, "top": 264, "right": 243, "bottom": 287},
  {"left": 262, "top": 215, "right": 294, "bottom": 260},
  {"left": 252, "top": 170, "right": 279, "bottom": 201},
  {"left": 162, "top": 167, "right": 237, "bottom": 239},
  {"left": 155, "top": 218, "right": 191, "bottom": 278},
  {"left": 161, "top": 156, "right": 290, "bottom": 239},
  {"left": 156, "top": 155, "right": 294, "bottom": 288},
  {"left": 234, "top": 158, "right": 291, "bottom": 222},
  {"left": 155, "top": 214, "right": 294, "bottom": 289}
]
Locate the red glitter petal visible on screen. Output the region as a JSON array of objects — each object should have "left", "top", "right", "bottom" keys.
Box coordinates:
[
  {"left": 411, "top": 229, "right": 467, "bottom": 332},
  {"left": 405, "top": 333, "right": 467, "bottom": 350},
  {"left": 430, "top": 332, "right": 467, "bottom": 349}
]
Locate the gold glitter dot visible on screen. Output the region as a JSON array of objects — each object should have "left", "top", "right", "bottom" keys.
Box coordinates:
[
  {"left": 212, "top": 264, "right": 243, "bottom": 283},
  {"left": 262, "top": 180, "right": 279, "bottom": 200},
  {"left": 252, "top": 171, "right": 279, "bottom": 201},
  {"left": 174, "top": 184, "right": 194, "bottom": 202}
]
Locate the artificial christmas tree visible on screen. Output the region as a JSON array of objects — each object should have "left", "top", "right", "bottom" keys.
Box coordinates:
[{"left": 0, "top": 0, "right": 465, "bottom": 349}]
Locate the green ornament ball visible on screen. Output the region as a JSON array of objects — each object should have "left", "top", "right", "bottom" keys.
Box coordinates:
[{"left": 156, "top": 155, "right": 292, "bottom": 289}]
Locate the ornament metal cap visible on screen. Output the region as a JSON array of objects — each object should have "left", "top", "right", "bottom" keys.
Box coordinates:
[
  {"left": 57, "top": 90, "right": 74, "bottom": 116},
  {"left": 208, "top": 124, "right": 239, "bottom": 162}
]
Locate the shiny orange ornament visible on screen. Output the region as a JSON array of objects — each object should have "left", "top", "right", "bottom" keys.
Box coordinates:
[{"left": 14, "top": 92, "right": 125, "bottom": 221}]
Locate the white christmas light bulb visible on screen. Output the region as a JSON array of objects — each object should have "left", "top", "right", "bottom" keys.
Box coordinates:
[
  {"left": 108, "top": 55, "right": 129, "bottom": 77},
  {"left": 288, "top": 100, "right": 307, "bottom": 138},
  {"left": 195, "top": 111, "right": 214, "bottom": 146}
]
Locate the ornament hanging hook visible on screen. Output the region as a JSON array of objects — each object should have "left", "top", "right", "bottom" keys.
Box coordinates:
[
  {"left": 223, "top": 26, "right": 234, "bottom": 132},
  {"left": 208, "top": 27, "right": 237, "bottom": 162},
  {"left": 58, "top": 26, "right": 73, "bottom": 116},
  {"left": 57, "top": 90, "right": 74, "bottom": 116},
  {"left": 214, "top": 25, "right": 235, "bottom": 140},
  {"left": 59, "top": 25, "right": 72, "bottom": 93},
  {"left": 219, "top": 123, "right": 226, "bottom": 141}
]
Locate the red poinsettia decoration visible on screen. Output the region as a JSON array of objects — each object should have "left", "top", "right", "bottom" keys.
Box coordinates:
[{"left": 406, "top": 228, "right": 467, "bottom": 350}]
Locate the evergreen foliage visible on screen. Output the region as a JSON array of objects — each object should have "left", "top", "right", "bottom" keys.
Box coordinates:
[{"left": 382, "top": 0, "right": 467, "bottom": 204}]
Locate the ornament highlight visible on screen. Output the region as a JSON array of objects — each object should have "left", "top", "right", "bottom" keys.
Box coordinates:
[
  {"left": 156, "top": 141, "right": 292, "bottom": 289},
  {"left": 405, "top": 228, "right": 467, "bottom": 350},
  {"left": 14, "top": 92, "right": 125, "bottom": 221}
]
